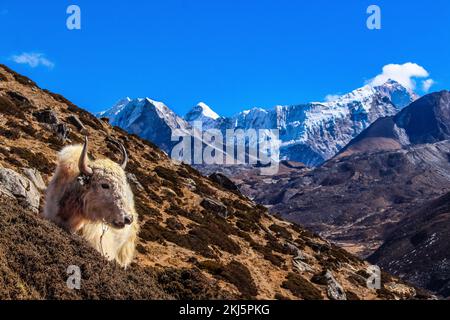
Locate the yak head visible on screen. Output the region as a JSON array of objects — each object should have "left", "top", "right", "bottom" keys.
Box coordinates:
[{"left": 77, "top": 137, "right": 134, "bottom": 229}]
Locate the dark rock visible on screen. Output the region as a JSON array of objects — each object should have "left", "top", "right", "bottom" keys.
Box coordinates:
[
  {"left": 33, "top": 109, "right": 59, "bottom": 125},
  {"left": 55, "top": 123, "right": 70, "bottom": 141},
  {"left": 311, "top": 272, "right": 328, "bottom": 285},
  {"left": 208, "top": 173, "right": 241, "bottom": 194},
  {"left": 200, "top": 198, "right": 228, "bottom": 218},
  {"left": 7, "top": 91, "right": 30, "bottom": 104}
]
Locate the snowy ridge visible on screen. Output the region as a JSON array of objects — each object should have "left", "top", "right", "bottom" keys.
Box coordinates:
[{"left": 98, "top": 80, "right": 417, "bottom": 166}]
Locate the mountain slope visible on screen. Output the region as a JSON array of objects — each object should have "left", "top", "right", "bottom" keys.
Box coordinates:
[
  {"left": 100, "top": 80, "right": 417, "bottom": 166},
  {"left": 339, "top": 90, "right": 450, "bottom": 157},
  {"left": 184, "top": 102, "right": 220, "bottom": 129},
  {"left": 369, "top": 192, "right": 450, "bottom": 298},
  {"left": 213, "top": 91, "right": 450, "bottom": 297},
  {"left": 98, "top": 97, "right": 190, "bottom": 153},
  {"left": 0, "top": 64, "right": 423, "bottom": 300}
]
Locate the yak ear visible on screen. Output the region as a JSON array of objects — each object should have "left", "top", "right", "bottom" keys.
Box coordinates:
[{"left": 79, "top": 136, "right": 93, "bottom": 176}]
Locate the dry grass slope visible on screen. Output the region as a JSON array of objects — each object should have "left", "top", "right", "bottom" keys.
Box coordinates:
[{"left": 0, "top": 64, "right": 427, "bottom": 300}]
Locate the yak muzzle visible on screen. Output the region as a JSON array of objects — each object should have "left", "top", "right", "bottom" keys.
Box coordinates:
[{"left": 112, "top": 214, "right": 133, "bottom": 229}]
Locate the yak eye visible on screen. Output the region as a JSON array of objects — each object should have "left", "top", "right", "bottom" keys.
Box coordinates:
[{"left": 101, "top": 183, "right": 110, "bottom": 190}]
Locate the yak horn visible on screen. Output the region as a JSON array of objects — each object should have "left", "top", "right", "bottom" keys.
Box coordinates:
[
  {"left": 79, "top": 136, "right": 93, "bottom": 176},
  {"left": 118, "top": 142, "right": 128, "bottom": 170}
]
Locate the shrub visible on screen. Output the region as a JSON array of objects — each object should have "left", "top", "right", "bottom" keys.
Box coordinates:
[
  {"left": 250, "top": 243, "right": 285, "bottom": 268},
  {"left": 281, "top": 273, "right": 323, "bottom": 300},
  {"left": 154, "top": 166, "right": 179, "bottom": 184},
  {"left": 346, "top": 290, "right": 360, "bottom": 300},
  {"left": 0, "top": 95, "right": 26, "bottom": 120},
  {"left": 134, "top": 196, "right": 162, "bottom": 219},
  {"left": 166, "top": 217, "right": 185, "bottom": 231},
  {"left": 10, "top": 147, "right": 53, "bottom": 174},
  {"left": 198, "top": 260, "right": 258, "bottom": 298},
  {"left": 189, "top": 225, "right": 241, "bottom": 255},
  {"left": 0, "top": 127, "right": 21, "bottom": 140},
  {"left": 269, "top": 224, "right": 293, "bottom": 240},
  {"left": 136, "top": 243, "right": 148, "bottom": 254},
  {"left": 156, "top": 267, "right": 232, "bottom": 300},
  {"left": 140, "top": 221, "right": 165, "bottom": 243}
]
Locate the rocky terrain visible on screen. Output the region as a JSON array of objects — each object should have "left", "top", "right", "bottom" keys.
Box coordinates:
[
  {"left": 0, "top": 64, "right": 425, "bottom": 300},
  {"left": 212, "top": 92, "right": 450, "bottom": 298}
]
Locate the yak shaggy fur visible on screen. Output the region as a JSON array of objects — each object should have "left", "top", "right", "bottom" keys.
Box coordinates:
[{"left": 43, "top": 144, "right": 139, "bottom": 268}]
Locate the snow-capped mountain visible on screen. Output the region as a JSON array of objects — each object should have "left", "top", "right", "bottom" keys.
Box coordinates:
[
  {"left": 98, "top": 97, "right": 190, "bottom": 152},
  {"left": 184, "top": 102, "right": 220, "bottom": 129},
  {"left": 269, "top": 80, "right": 418, "bottom": 164},
  {"left": 98, "top": 80, "right": 417, "bottom": 166}
]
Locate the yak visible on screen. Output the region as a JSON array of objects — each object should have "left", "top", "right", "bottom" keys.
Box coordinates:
[{"left": 43, "top": 137, "right": 139, "bottom": 268}]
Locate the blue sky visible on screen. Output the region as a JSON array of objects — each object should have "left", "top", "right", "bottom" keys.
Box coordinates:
[{"left": 1, "top": 0, "right": 449, "bottom": 116}]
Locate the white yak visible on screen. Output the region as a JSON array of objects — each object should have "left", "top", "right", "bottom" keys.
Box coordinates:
[{"left": 43, "top": 137, "right": 139, "bottom": 268}]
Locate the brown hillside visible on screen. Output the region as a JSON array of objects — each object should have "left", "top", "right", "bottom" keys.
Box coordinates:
[{"left": 0, "top": 64, "right": 426, "bottom": 300}]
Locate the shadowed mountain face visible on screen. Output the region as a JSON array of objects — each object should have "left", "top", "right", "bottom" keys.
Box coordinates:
[
  {"left": 369, "top": 192, "right": 450, "bottom": 298},
  {"left": 221, "top": 142, "right": 450, "bottom": 257},
  {"left": 0, "top": 64, "right": 424, "bottom": 300},
  {"left": 338, "top": 91, "right": 450, "bottom": 157}
]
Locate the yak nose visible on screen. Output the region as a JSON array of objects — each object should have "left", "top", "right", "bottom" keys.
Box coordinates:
[{"left": 124, "top": 215, "right": 133, "bottom": 225}]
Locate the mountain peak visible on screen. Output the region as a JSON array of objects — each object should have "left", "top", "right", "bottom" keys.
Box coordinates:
[{"left": 185, "top": 102, "right": 220, "bottom": 123}]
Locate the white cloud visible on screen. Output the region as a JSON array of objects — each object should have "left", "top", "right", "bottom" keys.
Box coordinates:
[
  {"left": 324, "top": 94, "right": 341, "bottom": 102},
  {"left": 422, "top": 79, "right": 435, "bottom": 92},
  {"left": 367, "top": 62, "right": 430, "bottom": 91},
  {"left": 11, "top": 52, "right": 55, "bottom": 69}
]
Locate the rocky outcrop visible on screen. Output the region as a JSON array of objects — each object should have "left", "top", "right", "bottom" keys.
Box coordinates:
[
  {"left": 200, "top": 198, "right": 228, "bottom": 218},
  {"left": 208, "top": 172, "right": 241, "bottom": 194},
  {"left": 0, "top": 167, "right": 40, "bottom": 213},
  {"left": 22, "top": 168, "right": 46, "bottom": 191},
  {"left": 324, "top": 271, "right": 347, "bottom": 300}
]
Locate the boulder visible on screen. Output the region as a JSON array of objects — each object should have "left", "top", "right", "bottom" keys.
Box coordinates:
[
  {"left": 200, "top": 198, "right": 228, "bottom": 218},
  {"left": 208, "top": 173, "right": 241, "bottom": 194},
  {"left": 324, "top": 270, "right": 347, "bottom": 300},
  {"left": 22, "top": 168, "right": 46, "bottom": 191},
  {"left": 55, "top": 123, "right": 70, "bottom": 141},
  {"left": 0, "top": 167, "right": 40, "bottom": 213},
  {"left": 33, "top": 109, "right": 59, "bottom": 125},
  {"left": 293, "top": 258, "right": 313, "bottom": 273}
]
